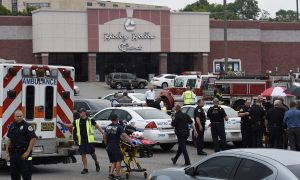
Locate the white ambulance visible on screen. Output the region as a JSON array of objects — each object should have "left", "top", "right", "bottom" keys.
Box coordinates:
[{"left": 0, "top": 64, "right": 77, "bottom": 166}]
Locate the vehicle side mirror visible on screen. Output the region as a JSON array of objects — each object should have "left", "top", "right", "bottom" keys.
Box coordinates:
[
  {"left": 98, "top": 97, "right": 102, "bottom": 99},
  {"left": 185, "top": 167, "right": 195, "bottom": 176}
]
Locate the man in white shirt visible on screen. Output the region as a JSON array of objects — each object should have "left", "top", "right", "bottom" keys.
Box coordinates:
[{"left": 145, "top": 85, "right": 155, "bottom": 107}]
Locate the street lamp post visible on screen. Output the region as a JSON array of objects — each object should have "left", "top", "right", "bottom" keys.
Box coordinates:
[{"left": 223, "top": 0, "right": 229, "bottom": 73}]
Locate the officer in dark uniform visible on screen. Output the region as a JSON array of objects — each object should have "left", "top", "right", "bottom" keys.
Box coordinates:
[
  {"left": 194, "top": 99, "right": 207, "bottom": 155},
  {"left": 249, "top": 96, "right": 265, "bottom": 148},
  {"left": 171, "top": 104, "right": 194, "bottom": 166},
  {"left": 5, "top": 109, "right": 36, "bottom": 180},
  {"left": 265, "top": 100, "right": 286, "bottom": 149},
  {"left": 103, "top": 114, "right": 134, "bottom": 180},
  {"left": 238, "top": 99, "right": 252, "bottom": 148},
  {"left": 207, "top": 98, "right": 228, "bottom": 152}
]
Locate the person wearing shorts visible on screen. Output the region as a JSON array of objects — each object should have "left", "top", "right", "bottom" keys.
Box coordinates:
[
  {"left": 61, "top": 108, "right": 104, "bottom": 174},
  {"left": 104, "top": 114, "right": 134, "bottom": 180}
]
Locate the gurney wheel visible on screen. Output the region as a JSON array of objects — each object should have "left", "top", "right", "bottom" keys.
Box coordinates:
[
  {"left": 144, "top": 172, "right": 147, "bottom": 178},
  {"left": 126, "top": 172, "right": 130, "bottom": 179}
]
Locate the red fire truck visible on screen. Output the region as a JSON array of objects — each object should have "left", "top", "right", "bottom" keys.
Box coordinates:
[{"left": 159, "top": 74, "right": 289, "bottom": 110}]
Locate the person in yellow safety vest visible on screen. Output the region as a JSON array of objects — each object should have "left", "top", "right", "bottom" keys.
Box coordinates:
[
  {"left": 214, "top": 88, "right": 223, "bottom": 101},
  {"left": 181, "top": 86, "right": 196, "bottom": 105},
  {"left": 59, "top": 108, "right": 105, "bottom": 174}
]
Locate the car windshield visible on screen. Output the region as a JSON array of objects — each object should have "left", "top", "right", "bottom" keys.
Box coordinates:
[
  {"left": 287, "top": 164, "right": 300, "bottom": 179},
  {"left": 204, "top": 106, "right": 238, "bottom": 118},
  {"left": 132, "top": 94, "right": 146, "bottom": 101},
  {"left": 156, "top": 74, "right": 164, "bottom": 78},
  {"left": 134, "top": 109, "right": 171, "bottom": 119}
]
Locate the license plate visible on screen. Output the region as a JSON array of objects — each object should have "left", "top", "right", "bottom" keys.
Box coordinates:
[
  {"left": 158, "top": 134, "right": 166, "bottom": 137},
  {"left": 33, "top": 146, "right": 44, "bottom": 153},
  {"left": 169, "top": 134, "right": 176, "bottom": 138}
]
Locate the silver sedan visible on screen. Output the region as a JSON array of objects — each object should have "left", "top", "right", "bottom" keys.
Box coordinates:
[{"left": 149, "top": 149, "right": 300, "bottom": 180}]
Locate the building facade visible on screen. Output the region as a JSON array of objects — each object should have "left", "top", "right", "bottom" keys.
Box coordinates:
[
  {"left": 31, "top": 6, "right": 210, "bottom": 81},
  {"left": 0, "top": 2, "right": 300, "bottom": 82}
]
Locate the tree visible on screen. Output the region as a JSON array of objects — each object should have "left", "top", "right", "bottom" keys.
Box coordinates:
[
  {"left": 230, "top": 0, "right": 260, "bottom": 20},
  {"left": 260, "top": 9, "right": 271, "bottom": 20},
  {"left": 18, "top": 7, "right": 38, "bottom": 16},
  {"left": 275, "top": 9, "right": 298, "bottom": 22},
  {"left": 182, "top": 0, "right": 260, "bottom": 20},
  {"left": 0, "top": 5, "right": 11, "bottom": 15}
]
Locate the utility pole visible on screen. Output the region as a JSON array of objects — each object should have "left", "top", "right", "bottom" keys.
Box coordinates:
[
  {"left": 223, "top": 0, "right": 228, "bottom": 73},
  {"left": 297, "top": 0, "right": 299, "bottom": 22}
]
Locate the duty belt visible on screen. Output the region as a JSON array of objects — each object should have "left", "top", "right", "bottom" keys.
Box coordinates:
[{"left": 8, "top": 147, "right": 26, "bottom": 154}]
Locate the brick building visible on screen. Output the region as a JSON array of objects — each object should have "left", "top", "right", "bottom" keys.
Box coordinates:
[{"left": 0, "top": 3, "right": 299, "bottom": 81}]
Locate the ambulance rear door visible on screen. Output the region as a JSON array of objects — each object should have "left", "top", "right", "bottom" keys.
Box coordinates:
[{"left": 22, "top": 75, "right": 57, "bottom": 154}]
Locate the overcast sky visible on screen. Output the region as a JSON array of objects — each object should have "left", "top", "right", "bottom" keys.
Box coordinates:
[{"left": 108, "top": 0, "right": 297, "bottom": 17}]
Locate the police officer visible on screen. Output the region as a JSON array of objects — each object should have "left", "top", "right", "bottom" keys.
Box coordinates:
[
  {"left": 6, "top": 109, "right": 36, "bottom": 180},
  {"left": 103, "top": 114, "right": 134, "bottom": 180},
  {"left": 194, "top": 99, "right": 207, "bottom": 155},
  {"left": 238, "top": 99, "right": 252, "bottom": 148},
  {"left": 61, "top": 108, "right": 104, "bottom": 174},
  {"left": 249, "top": 96, "right": 265, "bottom": 148},
  {"left": 207, "top": 98, "right": 228, "bottom": 152},
  {"left": 266, "top": 100, "right": 286, "bottom": 149},
  {"left": 171, "top": 104, "right": 194, "bottom": 166},
  {"left": 182, "top": 86, "right": 196, "bottom": 105}
]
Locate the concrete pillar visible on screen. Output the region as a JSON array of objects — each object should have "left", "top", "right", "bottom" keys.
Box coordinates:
[
  {"left": 193, "top": 53, "right": 202, "bottom": 72},
  {"left": 202, "top": 53, "right": 209, "bottom": 75},
  {"left": 88, "top": 53, "right": 97, "bottom": 82},
  {"left": 41, "top": 53, "right": 49, "bottom": 65},
  {"left": 159, "top": 53, "right": 168, "bottom": 74}
]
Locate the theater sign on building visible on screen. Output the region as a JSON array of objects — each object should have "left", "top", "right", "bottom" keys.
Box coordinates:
[
  {"left": 32, "top": 6, "right": 210, "bottom": 81},
  {"left": 1, "top": 2, "right": 300, "bottom": 82}
]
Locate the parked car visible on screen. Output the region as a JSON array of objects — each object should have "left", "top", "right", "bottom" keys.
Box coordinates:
[
  {"left": 74, "top": 85, "right": 80, "bottom": 95},
  {"left": 149, "top": 149, "right": 300, "bottom": 180},
  {"left": 182, "top": 105, "right": 242, "bottom": 146},
  {"left": 92, "top": 106, "right": 177, "bottom": 150},
  {"left": 106, "top": 72, "right": 148, "bottom": 89},
  {"left": 102, "top": 92, "right": 146, "bottom": 104},
  {"left": 74, "top": 99, "right": 111, "bottom": 119},
  {"left": 150, "top": 74, "right": 177, "bottom": 88}
]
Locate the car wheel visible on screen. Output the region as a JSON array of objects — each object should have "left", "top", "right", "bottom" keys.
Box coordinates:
[
  {"left": 162, "top": 82, "right": 168, "bottom": 89},
  {"left": 116, "top": 83, "right": 122, "bottom": 90},
  {"left": 139, "top": 83, "right": 146, "bottom": 89},
  {"left": 160, "top": 143, "right": 175, "bottom": 151}
]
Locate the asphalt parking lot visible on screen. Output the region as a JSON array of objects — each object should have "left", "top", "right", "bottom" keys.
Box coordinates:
[
  {"left": 0, "top": 144, "right": 218, "bottom": 180},
  {"left": 0, "top": 82, "right": 220, "bottom": 179}
]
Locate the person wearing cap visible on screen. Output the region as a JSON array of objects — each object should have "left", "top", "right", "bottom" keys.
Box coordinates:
[
  {"left": 181, "top": 86, "right": 196, "bottom": 105},
  {"left": 171, "top": 104, "right": 194, "bottom": 166},
  {"left": 249, "top": 96, "right": 266, "bottom": 148},
  {"left": 265, "top": 100, "right": 286, "bottom": 148},
  {"left": 103, "top": 114, "right": 134, "bottom": 180},
  {"left": 207, "top": 98, "right": 228, "bottom": 152},
  {"left": 60, "top": 108, "right": 104, "bottom": 174}
]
